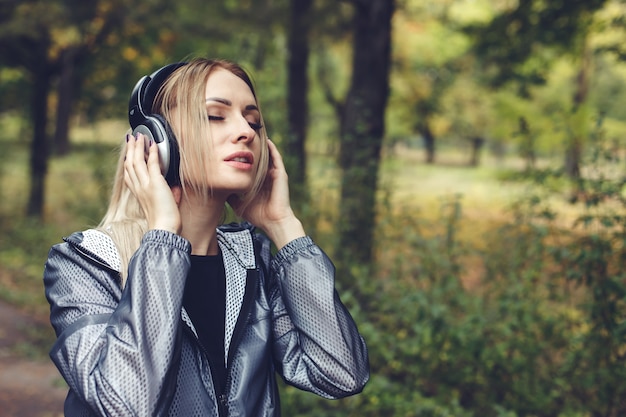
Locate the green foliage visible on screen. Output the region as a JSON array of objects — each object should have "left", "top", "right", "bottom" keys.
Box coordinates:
[
  {"left": 546, "top": 120, "right": 626, "bottom": 417},
  {"left": 465, "top": 0, "right": 608, "bottom": 87},
  {"left": 1, "top": 110, "right": 625, "bottom": 415},
  {"left": 279, "top": 120, "right": 626, "bottom": 416},
  {"left": 1, "top": 1, "right": 626, "bottom": 414},
  {"left": 0, "top": 116, "right": 116, "bottom": 313}
]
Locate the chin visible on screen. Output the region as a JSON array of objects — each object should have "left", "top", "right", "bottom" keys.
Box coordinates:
[{"left": 216, "top": 183, "right": 254, "bottom": 196}]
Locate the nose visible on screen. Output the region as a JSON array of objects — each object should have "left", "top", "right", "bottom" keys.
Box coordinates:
[{"left": 234, "top": 117, "right": 256, "bottom": 143}]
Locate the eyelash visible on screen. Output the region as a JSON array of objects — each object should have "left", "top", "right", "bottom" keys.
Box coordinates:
[
  {"left": 208, "top": 115, "right": 263, "bottom": 131},
  {"left": 249, "top": 122, "right": 263, "bottom": 131}
]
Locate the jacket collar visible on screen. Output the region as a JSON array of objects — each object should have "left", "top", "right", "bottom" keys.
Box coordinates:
[
  {"left": 65, "top": 224, "right": 258, "bottom": 274},
  {"left": 67, "top": 226, "right": 259, "bottom": 368},
  {"left": 216, "top": 223, "right": 257, "bottom": 271}
]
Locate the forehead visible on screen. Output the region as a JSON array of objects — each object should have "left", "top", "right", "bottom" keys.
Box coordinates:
[{"left": 205, "top": 68, "right": 256, "bottom": 103}]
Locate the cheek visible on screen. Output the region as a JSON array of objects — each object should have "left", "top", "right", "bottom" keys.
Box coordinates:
[
  {"left": 204, "top": 154, "right": 220, "bottom": 179},
  {"left": 251, "top": 139, "right": 263, "bottom": 163},
  {"left": 256, "top": 144, "right": 269, "bottom": 178}
]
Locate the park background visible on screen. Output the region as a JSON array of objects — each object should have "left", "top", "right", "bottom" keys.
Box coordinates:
[{"left": 1, "top": 0, "right": 626, "bottom": 416}]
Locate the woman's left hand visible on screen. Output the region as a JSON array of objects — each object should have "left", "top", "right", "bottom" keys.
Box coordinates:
[{"left": 229, "top": 139, "right": 305, "bottom": 249}]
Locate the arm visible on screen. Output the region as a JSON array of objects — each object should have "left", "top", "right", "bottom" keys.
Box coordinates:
[
  {"left": 267, "top": 236, "right": 370, "bottom": 398},
  {"left": 45, "top": 230, "right": 191, "bottom": 416},
  {"left": 229, "top": 139, "right": 305, "bottom": 250},
  {"left": 235, "top": 139, "right": 369, "bottom": 395}
]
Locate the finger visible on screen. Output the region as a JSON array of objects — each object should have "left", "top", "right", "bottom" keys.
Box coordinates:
[
  {"left": 124, "top": 134, "right": 140, "bottom": 187},
  {"left": 145, "top": 135, "right": 162, "bottom": 177},
  {"left": 131, "top": 133, "right": 151, "bottom": 185},
  {"left": 266, "top": 139, "right": 285, "bottom": 171}
]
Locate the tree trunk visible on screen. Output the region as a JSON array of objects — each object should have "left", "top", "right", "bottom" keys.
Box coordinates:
[
  {"left": 284, "top": 0, "right": 313, "bottom": 208},
  {"left": 27, "top": 61, "right": 52, "bottom": 218},
  {"left": 417, "top": 121, "right": 435, "bottom": 164},
  {"left": 337, "top": 0, "right": 394, "bottom": 270},
  {"left": 53, "top": 46, "right": 80, "bottom": 156},
  {"left": 469, "top": 136, "right": 484, "bottom": 167},
  {"left": 565, "top": 144, "right": 581, "bottom": 179},
  {"left": 518, "top": 116, "right": 536, "bottom": 171},
  {"left": 565, "top": 41, "right": 591, "bottom": 179}
]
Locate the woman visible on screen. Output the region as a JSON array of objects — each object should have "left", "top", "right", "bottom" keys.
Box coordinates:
[{"left": 44, "top": 58, "right": 369, "bottom": 416}]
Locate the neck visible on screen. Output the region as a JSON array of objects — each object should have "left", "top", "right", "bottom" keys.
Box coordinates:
[{"left": 178, "top": 193, "right": 226, "bottom": 256}]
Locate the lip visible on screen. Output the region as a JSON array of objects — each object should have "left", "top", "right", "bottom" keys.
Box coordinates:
[{"left": 224, "top": 151, "right": 255, "bottom": 170}]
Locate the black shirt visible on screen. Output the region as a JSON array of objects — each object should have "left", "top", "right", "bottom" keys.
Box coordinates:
[{"left": 183, "top": 254, "right": 227, "bottom": 392}]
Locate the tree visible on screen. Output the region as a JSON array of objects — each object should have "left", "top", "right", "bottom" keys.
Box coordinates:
[
  {"left": 0, "top": 0, "right": 176, "bottom": 218},
  {"left": 441, "top": 72, "right": 494, "bottom": 166},
  {"left": 465, "top": 0, "right": 607, "bottom": 88},
  {"left": 336, "top": 0, "right": 395, "bottom": 270},
  {"left": 465, "top": 0, "right": 608, "bottom": 178},
  {"left": 0, "top": 1, "right": 60, "bottom": 218},
  {"left": 51, "top": 2, "right": 135, "bottom": 155},
  {"left": 387, "top": 0, "right": 479, "bottom": 164},
  {"left": 284, "top": 0, "right": 313, "bottom": 208}
]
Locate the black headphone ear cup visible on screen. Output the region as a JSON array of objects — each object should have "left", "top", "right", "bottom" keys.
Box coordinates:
[
  {"left": 132, "top": 114, "right": 180, "bottom": 186},
  {"left": 128, "top": 63, "right": 186, "bottom": 186}
]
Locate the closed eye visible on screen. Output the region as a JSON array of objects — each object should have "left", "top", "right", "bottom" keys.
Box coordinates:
[
  {"left": 207, "top": 110, "right": 262, "bottom": 132},
  {"left": 249, "top": 121, "right": 263, "bottom": 131}
]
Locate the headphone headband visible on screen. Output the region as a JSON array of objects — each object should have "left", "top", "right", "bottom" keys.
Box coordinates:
[{"left": 128, "top": 62, "right": 187, "bottom": 129}]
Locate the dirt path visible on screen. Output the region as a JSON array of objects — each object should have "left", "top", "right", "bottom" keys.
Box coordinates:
[{"left": 0, "top": 301, "right": 66, "bottom": 417}]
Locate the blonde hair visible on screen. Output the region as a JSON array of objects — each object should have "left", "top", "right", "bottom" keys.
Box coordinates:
[{"left": 98, "top": 58, "right": 270, "bottom": 284}]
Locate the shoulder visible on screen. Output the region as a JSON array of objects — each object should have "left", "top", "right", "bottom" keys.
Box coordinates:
[
  {"left": 57, "top": 228, "right": 121, "bottom": 273},
  {"left": 45, "top": 229, "right": 123, "bottom": 302}
]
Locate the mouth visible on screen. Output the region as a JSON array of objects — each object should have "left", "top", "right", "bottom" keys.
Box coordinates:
[{"left": 224, "top": 151, "right": 255, "bottom": 169}]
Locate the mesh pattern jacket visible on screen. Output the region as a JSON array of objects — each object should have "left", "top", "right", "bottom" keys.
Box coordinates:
[{"left": 44, "top": 223, "right": 369, "bottom": 416}]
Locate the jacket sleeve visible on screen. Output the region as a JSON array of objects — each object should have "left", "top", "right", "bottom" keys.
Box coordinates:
[
  {"left": 44, "top": 230, "right": 191, "bottom": 417},
  {"left": 267, "top": 236, "right": 370, "bottom": 399}
]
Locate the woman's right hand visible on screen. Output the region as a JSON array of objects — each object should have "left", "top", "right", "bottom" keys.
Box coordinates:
[{"left": 124, "top": 133, "right": 182, "bottom": 234}]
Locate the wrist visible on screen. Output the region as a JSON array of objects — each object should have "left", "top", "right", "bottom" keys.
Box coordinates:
[
  {"left": 150, "top": 219, "right": 181, "bottom": 235},
  {"left": 264, "top": 216, "right": 305, "bottom": 250}
]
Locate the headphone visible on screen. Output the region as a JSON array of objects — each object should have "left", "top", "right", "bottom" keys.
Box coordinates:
[{"left": 128, "top": 62, "right": 187, "bottom": 186}]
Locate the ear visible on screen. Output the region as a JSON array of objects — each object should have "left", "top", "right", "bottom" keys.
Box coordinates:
[{"left": 172, "top": 186, "right": 183, "bottom": 205}]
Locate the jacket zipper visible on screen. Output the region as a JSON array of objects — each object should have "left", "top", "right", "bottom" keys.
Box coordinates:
[
  {"left": 221, "top": 268, "right": 258, "bottom": 406},
  {"left": 182, "top": 324, "right": 228, "bottom": 416}
]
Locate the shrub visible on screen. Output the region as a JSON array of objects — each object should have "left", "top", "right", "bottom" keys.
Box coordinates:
[{"left": 280, "top": 125, "right": 626, "bottom": 416}]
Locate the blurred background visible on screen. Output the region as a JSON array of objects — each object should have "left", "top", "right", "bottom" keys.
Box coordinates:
[{"left": 1, "top": 0, "right": 626, "bottom": 416}]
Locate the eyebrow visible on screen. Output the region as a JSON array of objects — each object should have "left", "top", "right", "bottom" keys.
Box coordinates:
[{"left": 205, "top": 97, "right": 259, "bottom": 112}]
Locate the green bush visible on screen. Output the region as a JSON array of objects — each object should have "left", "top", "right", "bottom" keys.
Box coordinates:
[
  {"left": 1, "top": 114, "right": 625, "bottom": 415},
  {"left": 280, "top": 131, "right": 625, "bottom": 416}
]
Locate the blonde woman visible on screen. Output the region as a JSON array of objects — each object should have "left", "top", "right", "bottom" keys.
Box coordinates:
[{"left": 44, "top": 58, "right": 369, "bottom": 416}]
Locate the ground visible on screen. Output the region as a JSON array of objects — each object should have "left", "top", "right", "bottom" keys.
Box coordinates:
[{"left": 0, "top": 300, "right": 66, "bottom": 417}]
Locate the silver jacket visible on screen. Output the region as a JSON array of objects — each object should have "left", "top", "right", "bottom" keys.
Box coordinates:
[{"left": 44, "top": 223, "right": 369, "bottom": 416}]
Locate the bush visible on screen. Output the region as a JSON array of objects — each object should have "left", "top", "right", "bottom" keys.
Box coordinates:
[
  {"left": 2, "top": 114, "right": 624, "bottom": 415},
  {"left": 280, "top": 130, "right": 626, "bottom": 416}
]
